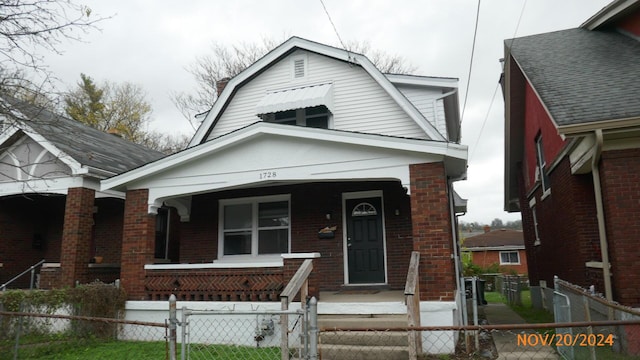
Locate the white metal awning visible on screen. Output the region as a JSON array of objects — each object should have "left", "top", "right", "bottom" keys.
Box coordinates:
[{"left": 255, "top": 83, "right": 333, "bottom": 115}]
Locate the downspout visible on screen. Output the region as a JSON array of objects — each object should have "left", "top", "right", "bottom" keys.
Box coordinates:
[
  {"left": 447, "top": 178, "right": 466, "bottom": 327},
  {"left": 591, "top": 129, "right": 613, "bottom": 302}
]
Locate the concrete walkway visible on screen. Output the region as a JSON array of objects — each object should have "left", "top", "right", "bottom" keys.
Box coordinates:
[{"left": 482, "top": 303, "right": 559, "bottom": 359}]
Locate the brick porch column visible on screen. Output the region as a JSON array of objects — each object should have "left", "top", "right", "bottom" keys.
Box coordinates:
[
  {"left": 121, "top": 189, "right": 155, "bottom": 300},
  {"left": 409, "top": 162, "right": 456, "bottom": 301},
  {"left": 61, "top": 187, "right": 95, "bottom": 287}
]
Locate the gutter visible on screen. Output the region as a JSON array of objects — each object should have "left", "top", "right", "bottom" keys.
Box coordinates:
[
  {"left": 591, "top": 129, "right": 613, "bottom": 303},
  {"left": 448, "top": 178, "right": 466, "bottom": 328}
]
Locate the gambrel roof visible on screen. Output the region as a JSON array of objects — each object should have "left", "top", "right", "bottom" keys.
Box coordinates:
[
  {"left": 190, "top": 37, "right": 458, "bottom": 146},
  {"left": 0, "top": 96, "right": 165, "bottom": 178}
]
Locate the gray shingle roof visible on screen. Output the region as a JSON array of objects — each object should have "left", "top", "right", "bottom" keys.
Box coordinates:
[
  {"left": 507, "top": 28, "right": 640, "bottom": 127},
  {"left": 4, "top": 97, "right": 165, "bottom": 175}
]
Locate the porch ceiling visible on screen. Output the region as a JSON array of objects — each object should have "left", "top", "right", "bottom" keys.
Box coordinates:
[{"left": 102, "top": 123, "right": 467, "bottom": 214}]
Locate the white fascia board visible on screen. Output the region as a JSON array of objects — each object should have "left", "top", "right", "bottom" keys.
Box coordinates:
[
  {"left": 190, "top": 37, "right": 446, "bottom": 146},
  {"left": 386, "top": 74, "right": 458, "bottom": 88},
  {"left": 0, "top": 176, "right": 82, "bottom": 196},
  {"left": 581, "top": 0, "right": 638, "bottom": 30},
  {"left": 104, "top": 123, "right": 466, "bottom": 192}
]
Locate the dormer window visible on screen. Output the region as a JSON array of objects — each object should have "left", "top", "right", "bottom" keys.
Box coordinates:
[
  {"left": 266, "top": 105, "right": 330, "bottom": 129},
  {"left": 256, "top": 83, "right": 334, "bottom": 129}
]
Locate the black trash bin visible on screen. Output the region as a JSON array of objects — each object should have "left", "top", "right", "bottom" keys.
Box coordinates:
[{"left": 464, "top": 278, "right": 488, "bottom": 305}]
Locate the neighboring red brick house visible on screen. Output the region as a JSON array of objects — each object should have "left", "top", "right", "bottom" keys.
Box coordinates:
[
  {"left": 503, "top": 0, "right": 640, "bottom": 307},
  {"left": 463, "top": 228, "right": 527, "bottom": 275},
  {"left": 0, "top": 96, "right": 164, "bottom": 289},
  {"left": 102, "top": 37, "right": 469, "bottom": 319}
]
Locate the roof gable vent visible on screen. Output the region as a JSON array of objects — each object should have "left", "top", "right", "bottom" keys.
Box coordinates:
[{"left": 291, "top": 55, "right": 307, "bottom": 79}]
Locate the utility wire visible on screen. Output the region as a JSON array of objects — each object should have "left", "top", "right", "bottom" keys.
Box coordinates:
[
  {"left": 467, "top": 0, "right": 527, "bottom": 163},
  {"left": 460, "top": 0, "right": 481, "bottom": 124},
  {"left": 319, "top": 0, "right": 347, "bottom": 50}
]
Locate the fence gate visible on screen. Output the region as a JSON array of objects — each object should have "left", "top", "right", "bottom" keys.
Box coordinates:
[{"left": 179, "top": 306, "right": 309, "bottom": 360}]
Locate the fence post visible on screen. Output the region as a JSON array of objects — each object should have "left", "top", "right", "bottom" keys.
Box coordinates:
[
  {"left": 181, "top": 307, "right": 188, "bottom": 360},
  {"left": 471, "top": 277, "right": 479, "bottom": 351},
  {"left": 308, "top": 297, "right": 318, "bottom": 360},
  {"left": 168, "top": 294, "right": 177, "bottom": 360}
]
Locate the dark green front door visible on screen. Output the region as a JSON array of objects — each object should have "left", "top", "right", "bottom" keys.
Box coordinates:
[{"left": 346, "top": 197, "right": 385, "bottom": 284}]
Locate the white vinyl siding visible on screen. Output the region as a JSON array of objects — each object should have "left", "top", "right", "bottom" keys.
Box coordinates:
[
  {"left": 207, "top": 50, "right": 427, "bottom": 140},
  {"left": 395, "top": 85, "right": 448, "bottom": 139}
]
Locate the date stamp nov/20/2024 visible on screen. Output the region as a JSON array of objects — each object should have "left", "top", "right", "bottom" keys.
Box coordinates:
[{"left": 517, "top": 333, "right": 615, "bottom": 347}]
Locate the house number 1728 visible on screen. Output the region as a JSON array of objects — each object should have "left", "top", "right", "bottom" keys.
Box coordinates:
[{"left": 259, "top": 171, "right": 277, "bottom": 179}]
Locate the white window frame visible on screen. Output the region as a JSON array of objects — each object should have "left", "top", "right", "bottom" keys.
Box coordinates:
[
  {"left": 529, "top": 197, "right": 541, "bottom": 246},
  {"left": 218, "top": 194, "right": 291, "bottom": 261},
  {"left": 535, "top": 134, "right": 551, "bottom": 196},
  {"left": 499, "top": 251, "right": 521, "bottom": 265}
]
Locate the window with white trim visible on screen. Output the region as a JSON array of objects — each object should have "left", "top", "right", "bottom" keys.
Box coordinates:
[
  {"left": 220, "top": 195, "right": 290, "bottom": 257},
  {"left": 265, "top": 106, "right": 331, "bottom": 129},
  {"left": 535, "top": 134, "right": 550, "bottom": 193},
  {"left": 500, "top": 251, "right": 520, "bottom": 265},
  {"left": 529, "top": 197, "right": 541, "bottom": 246}
]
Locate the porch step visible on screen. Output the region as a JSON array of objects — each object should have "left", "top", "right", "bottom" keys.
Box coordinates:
[
  {"left": 319, "top": 344, "right": 408, "bottom": 360},
  {"left": 318, "top": 315, "right": 409, "bottom": 360},
  {"left": 318, "top": 314, "right": 407, "bottom": 329}
]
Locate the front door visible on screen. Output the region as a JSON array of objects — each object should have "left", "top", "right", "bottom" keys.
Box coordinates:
[{"left": 346, "top": 197, "right": 385, "bottom": 284}]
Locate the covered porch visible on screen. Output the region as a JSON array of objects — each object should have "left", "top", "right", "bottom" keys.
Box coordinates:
[{"left": 102, "top": 123, "right": 467, "bottom": 302}]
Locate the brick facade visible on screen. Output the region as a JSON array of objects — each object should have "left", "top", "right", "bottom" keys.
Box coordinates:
[
  {"left": 0, "top": 195, "right": 65, "bottom": 288},
  {"left": 600, "top": 149, "right": 640, "bottom": 307},
  {"left": 519, "top": 157, "right": 601, "bottom": 290},
  {"left": 61, "top": 187, "right": 96, "bottom": 287},
  {"left": 409, "top": 162, "right": 456, "bottom": 301},
  {"left": 121, "top": 189, "right": 156, "bottom": 300}
]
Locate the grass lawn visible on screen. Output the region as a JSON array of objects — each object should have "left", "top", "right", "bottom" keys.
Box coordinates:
[
  {"left": 1, "top": 339, "right": 283, "bottom": 360},
  {"left": 484, "top": 290, "right": 554, "bottom": 324}
]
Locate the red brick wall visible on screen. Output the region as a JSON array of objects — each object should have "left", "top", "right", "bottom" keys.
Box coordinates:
[
  {"left": 600, "top": 149, "right": 640, "bottom": 307},
  {"left": 61, "top": 187, "right": 95, "bottom": 287},
  {"left": 409, "top": 162, "right": 455, "bottom": 301},
  {"left": 0, "top": 195, "right": 65, "bottom": 288},
  {"left": 172, "top": 181, "right": 413, "bottom": 293},
  {"left": 518, "top": 157, "right": 601, "bottom": 290},
  {"left": 523, "top": 82, "right": 567, "bottom": 191},
  {"left": 616, "top": 10, "right": 640, "bottom": 36},
  {"left": 121, "top": 189, "right": 155, "bottom": 300},
  {"left": 93, "top": 198, "right": 125, "bottom": 264}
]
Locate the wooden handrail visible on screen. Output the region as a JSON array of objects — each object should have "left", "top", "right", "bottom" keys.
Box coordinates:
[
  {"left": 279, "top": 258, "right": 313, "bottom": 360},
  {"left": 280, "top": 258, "right": 313, "bottom": 303},
  {"left": 405, "top": 251, "right": 422, "bottom": 359}
]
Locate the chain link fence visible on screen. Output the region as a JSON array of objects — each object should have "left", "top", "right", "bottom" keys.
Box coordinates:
[
  {"left": 316, "top": 321, "right": 640, "bottom": 360},
  {"left": 0, "top": 310, "right": 169, "bottom": 360},
  {"left": 553, "top": 277, "right": 640, "bottom": 359},
  {"left": 179, "top": 306, "right": 308, "bottom": 360}
]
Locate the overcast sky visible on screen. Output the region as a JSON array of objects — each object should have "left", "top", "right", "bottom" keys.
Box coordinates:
[{"left": 43, "top": 0, "right": 611, "bottom": 224}]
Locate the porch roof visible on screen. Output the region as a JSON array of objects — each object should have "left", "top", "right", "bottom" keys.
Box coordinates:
[{"left": 101, "top": 122, "right": 467, "bottom": 215}]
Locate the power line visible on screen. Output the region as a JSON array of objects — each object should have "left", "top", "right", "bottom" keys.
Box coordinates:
[
  {"left": 460, "top": 0, "right": 481, "bottom": 124},
  {"left": 319, "top": 0, "right": 347, "bottom": 50},
  {"left": 467, "top": 0, "right": 527, "bottom": 163}
]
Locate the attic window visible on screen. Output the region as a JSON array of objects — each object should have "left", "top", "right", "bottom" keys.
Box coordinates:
[
  {"left": 291, "top": 55, "right": 307, "bottom": 79},
  {"left": 266, "top": 106, "right": 330, "bottom": 129}
]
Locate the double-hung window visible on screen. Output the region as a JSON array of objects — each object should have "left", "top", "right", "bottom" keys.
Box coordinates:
[
  {"left": 220, "top": 195, "right": 290, "bottom": 258},
  {"left": 500, "top": 251, "right": 520, "bottom": 265},
  {"left": 535, "top": 134, "right": 550, "bottom": 193}
]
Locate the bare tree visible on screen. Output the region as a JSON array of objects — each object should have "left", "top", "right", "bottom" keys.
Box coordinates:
[
  {"left": 0, "top": 0, "right": 106, "bottom": 100},
  {"left": 172, "top": 38, "right": 418, "bottom": 129}
]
